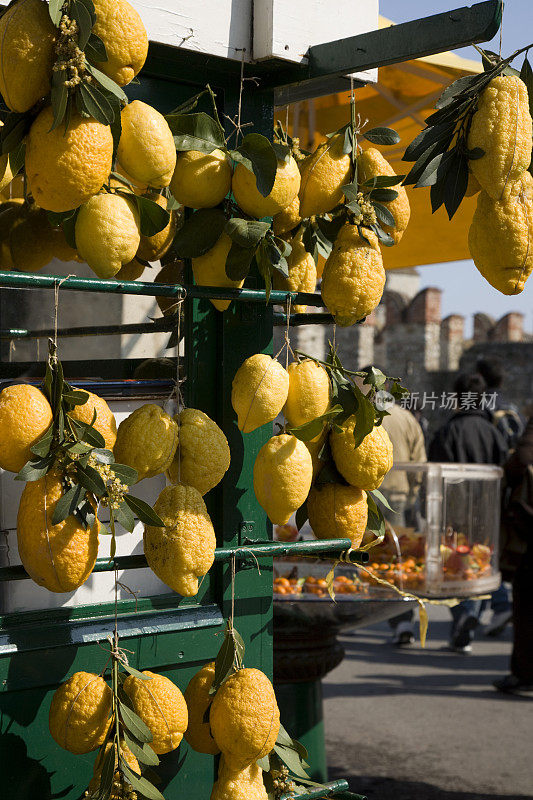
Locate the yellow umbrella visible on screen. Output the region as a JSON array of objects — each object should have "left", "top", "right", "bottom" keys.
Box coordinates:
[{"left": 284, "top": 17, "right": 483, "bottom": 269}]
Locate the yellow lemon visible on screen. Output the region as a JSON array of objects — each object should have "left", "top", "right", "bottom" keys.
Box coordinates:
[
  {"left": 283, "top": 358, "right": 330, "bottom": 429},
  {"left": 0, "top": 0, "right": 55, "bottom": 112},
  {"left": 117, "top": 101, "right": 176, "bottom": 189},
  {"left": 307, "top": 483, "right": 368, "bottom": 548},
  {"left": 211, "top": 757, "right": 268, "bottom": 800},
  {"left": 465, "top": 171, "right": 481, "bottom": 197},
  {"left": 123, "top": 671, "right": 188, "bottom": 754},
  {"left": 9, "top": 204, "right": 73, "bottom": 272},
  {"left": 154, "top": 260, "right": 185, "bottom": 315},
  {"left": 49, "top": 672, "right": 111, "bottom": 755},
  {"left": 87, "top": 739, "right": 140, "bottom": 794},
  {"left": 321, "top": 225, "right": 385, "bottom": 326},
  {"left": 232, "top": 156, "right": 300, "bottom": 218},
  {"left": 69, "top": 390, "right": 117, "bottom": 450},
  {"left": 330, "top": 418, "right": 393, "bottom": 490},
  {"left": 75, "top": 193, "right": 140, "bottom": 279},
  {"left": 192, "top": 232, "right": 244, "bottom": 311},
  {"left": 170, "top": 149, "right": 232, "bottom": 209},
  {"left": 167, "top": 408, "right": 230, "bottom": 495},
  {"left": 210, "top": 668, "right": 280, "bottom": 771},
  {"left": 136, "top": 193, "right": 180, "bottom": 262},
  {"left": 273, "top": 195, "right": 301, "bottom": 236},
  {"left": 468, "top": 76, "right": 532, "bottom": 200},
  {"left": 468, "top": 175, "right": 533, "bottom": 295},
  {"left": 26, "top": 107, "right": 113, "bottom": 213},
  {"left": 183, "top": 662, "right": 220, "bottom": 755},
  {"left": 253, "top": 433, "right": 312, "bottom": 525},
  {"left": 17, "top": 470, "right": 100, "bottom": 592},
  {"left": 298, "top": 133, "right": 352, "bottom": 218},
  {"left": 0, "top": 383, "right": 52, "bottom": 472},
  {"left": 231, "top": 354, "right": 289, "bottom": 433},
  {"left": 144, "top": 483, "right": 216, "bottom": 596},
  {"left": 92, "top": 0, "right": 148, "bottom": 86},
  {"left": 357, "top": 148, "right": 410, "bottom": 244},
  {"left": 114, "top": 403, "right": 178, "bottom": 481},
  {"left": 272, "top": 227, "right": 317, "bottom": 312}
]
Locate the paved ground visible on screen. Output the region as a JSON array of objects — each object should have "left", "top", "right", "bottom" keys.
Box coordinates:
[{"left": 323, "top": 605, "right": 533, "bottom": 800}]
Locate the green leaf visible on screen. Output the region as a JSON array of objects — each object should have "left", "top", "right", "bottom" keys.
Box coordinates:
[
  {"left": 520, "top": 57, "right": 533, "bottom": 121},
  {"left": 234, "top": 133, "right": 278, "bottom": 198},
  {"left": 79, "top": 82, "right": 116, "bottom": 125},
  {"left": 130, "top": 194, "right": 170, "bottom": 237},
  {"left": 414, "top": 152, "right": 446, "bottom": 188},
  {"left": 69, "top": 415, "right": 106, "bottom": 447},
  {"left": 30, "top": 426, "right": 54, "bottom": 458},
  {"left": 256, "top": 241, "right": 272, "bottom": 301},
  {"left": 119, "top": 702, "right": 153, "bottom": 743},
  {"left": 368, "top": 223, "right": 395, "bottom": 248},
  {"left": 362, "top": 174, "right": 404, "bottom": 189},
  {"left": 122, "top": 730, "right": 160, "bottom": 767},
  {"left": 225, "top": 241, "right": 255, "bottom": 281},
  {"left": 209, "top": 620, "right": 244, "bottom": 695},
  {"left": 287, "top": 405, "right": 342, "bottom": 442},
  {"left": 273, "top": 744, "right": 310, "bottom": 780},
  {"left": 444, "top": 153, "right": 468, "bottom": 220},
  {"left": 362, "top": 366, "right": 387, "bottom": 389},
  {"left": 273, "top": 142, "right": 291, "bottom": 162},
  {"left": 120, "top": 663, "right": 153, "bottom": 681},
  {"left": 365, "top": 493, "right": 386, "bottom": 541},
  {"left": 435, "top": 73, "right": 484, "bottom": 109},
  {"left": 85, "top": 63, "right": 129, "bottom": 103},
  {"left": 168, "top": 88, "right": 210, "bottom": 115},
  {"left": 48, "top": 0, "right": 64, "bottom": 25},
  {"left": 363, "top": 126, "right": 400, "bottom": 146},
  {"left": 276, "top": 724, "right": 295, "bottom": 748},
  {"left": 85, "top": 32, "right": 108, "bottom": 63},
  {"left": 295, "top": 501, "right": 308, "bottom": 531},
  {"left": 120, "top": 763, "right": 165, "bottom": 800},
  {"left": 109, "top": 463, "right": 138, "bottom": 485},
  {"left": 124, "top": 494, "right": 165, "bottom": 526},
  {"left": 256, "top": 755, "right": 271, "bottom": 772},
  {"left": 402, "top": 121, "right": 456, "bottom": 163},
  {"left": 15, "top": 455, "right": 54, "bottom": 482},
  {"left": 369, "top": 188, "right": 398, "bottom": 202},
  {"left": 8, "top": 140, "right": 25, "bottom": 178},
  {"left": 52, "top": 482, "right": 85, "bottom": 525},
  {"left": 352, "top": 388, "right": 375, "bottom": 448},
  {"left": 70, "top": 0, "right": 93, "bottom": 49},
  {"left": 114, "top": 501, "right": 136, "bottom": 532},
  {"left": 343, "top": 125, "right": 353, "bottom": 155},
  {"left": 173, "top": 208, "right": 226, "bottom": 258},
  {"left": 95, "top": 738, "right": 116, "bottom": 800},
  {"left": 76, "top": 464, "right": 107, "bottom": 496},
  {"left": 370, "top": 487, "right": 395, "bottom": 513},
  {"left": 167, "top": 112, "right": 225, "bottom": 152},
  {"left": 224, "top": 218, "right": 270, "bottom": 248},
  {"left": 1, "top": 112, "right": 32, "bottom": 155},
  {"left": 372, "top": 201, "right": 395, "bottom": 228},
  {"left": 403, "top": 139, "right": 451, "bottom": 186},
  {"left": 62, "top": 389, "right": 90, "bottom": 407},
  {"left": 430, "top": 150, "right": 456, "bottom": 213},
  {"left": 467, "top": 147, "right": 485, "bottom": 160},
  {"left": 66, "top": 441, "right": 93, "bottom": 456}
]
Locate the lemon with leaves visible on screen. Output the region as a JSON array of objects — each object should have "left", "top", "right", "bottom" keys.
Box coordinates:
[
  {"left": 69, "top": 390, "right": 117, "bottom": 450},
  {"left": 284, "top": 358, "right": 330, "bottom": 430},
  {"left": 87, "top": 739, "right": 141, "bottom": 794},
  {"left": 192, "top": 232, "right": 244, "bottom": 311},
  {"left": 231, "top": 354, "right": 289, "bottom": 433},
  {"left": 0, "top": 383, "right": 52, "bottom": 472},
  {"left": 144, "top": 483, "right": 216, "bottom": 596},
  {"left": 183, "top": 662, "right": 220, "bottom": 755},
  {"left": 468, "top": 76, "right": 532, "bottom": 201},
  {"left": 25, "top": 107, "right": 113, "bottom": 213},
  {"left": 49, "top": 672, "right": 111, "bottom": 755},
  {"left": 117, "top": 101, "right": 176, "bottom": 189},
  {"left": 136, "top": 193, "right": 180, "bottom": 262},
  {"left": 17, "top": 470, "right": 100, "bottom": 593},
  {"left": 171, "top": 149, "right": 232, "bottom": 208},
  {"left": 123, "top": 671, "right": 188, "bottom": 754},
  {"left": 299, "top": 133, "right": 352, "bottom": 218},
  {"left": 114, "top": 403, "right": 178, "bottom": 481},
  {"left": 357, "top": 147, "right": 410, "bottom": 244},
  {"left": 76, "top": 193, "right": 140, "bottom": 279},
  {"left": 321, "top": 225, "right": 385, "bottom": 326},
  {"left": 167, "top": 408, "right": 230, "bottom": 495},
  {"left": 331, "top": 418, "right": 393, "bottom": 490},
  {"left": 0, "top": 0, "right": 56, "bottom": 112},
  {"left": 308, "top": 483, "right": 368, "bottom": 548},
  {"left": 232, "top": 156, "right": 300, "bottom": 218},
  {"left": 9, "top": 204, "right": 73, "bottom": 272},
  {"left": 253, "top": 433, "right": 312, "bottom": 525},
  {"left": 273, "top": 195, "right": 301, "bottom": 236},
  {"left": 210, "top": 668, "right": 280, "bottom": 771},
  {"left": 92, "top": 0, "right": 148, "bottom": 86}
]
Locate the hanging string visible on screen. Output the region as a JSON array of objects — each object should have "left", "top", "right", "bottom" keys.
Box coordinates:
[
  {"left": 284, "top": 295, "right": 292, "bottom": 370},
  {"left": 285, "top": 104, "right": 289, "bottom": 134},
  {"left": 51, "top": 275, "right": 73, "bottom": 354},
  {"left": 8, "top": 340, "right": 14, "bottom": 362}
]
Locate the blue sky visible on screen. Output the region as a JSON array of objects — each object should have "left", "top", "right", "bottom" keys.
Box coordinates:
[{"left": 379, "top": 0, "right": 532, "bottom": 336}]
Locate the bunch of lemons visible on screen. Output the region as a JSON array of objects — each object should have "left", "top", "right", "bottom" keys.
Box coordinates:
[
  {"left": 231, "top": 352, "right": 393, "bottom": 548},
  {"left": 466, "top": 75, "right": 533, "bottom": 295}
]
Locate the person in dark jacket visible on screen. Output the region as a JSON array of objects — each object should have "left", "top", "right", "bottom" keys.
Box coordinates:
[
  {"left": 494, "top": 415, "right": 533, "bottom": 696},
  {"left": 429, "top": 372, "right": 509, "bottom": 652}
]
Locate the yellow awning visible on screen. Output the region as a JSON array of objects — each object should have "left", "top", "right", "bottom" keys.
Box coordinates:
[{"left": 285, "top": 16, "right": 483, "bottom": 269}]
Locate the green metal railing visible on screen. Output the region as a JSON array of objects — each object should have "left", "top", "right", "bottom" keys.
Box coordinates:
[
  {"left": 0, "top": 540, "right": 368, "bottom": 582},
  {"left": 279, "top": 779, "right": 366, "bottom": 800}
]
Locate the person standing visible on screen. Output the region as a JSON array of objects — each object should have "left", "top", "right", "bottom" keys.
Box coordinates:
[
  {"left": 493, "top": 416, "right": 533, "bottom": 696},
  {"left": 429, "top": 372, "right": 509, "bottom": 653}
]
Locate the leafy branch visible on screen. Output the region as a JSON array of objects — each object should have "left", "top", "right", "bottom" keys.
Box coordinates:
[{"left": 16, "top": 341, "right": 164, "bottom": 557}]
